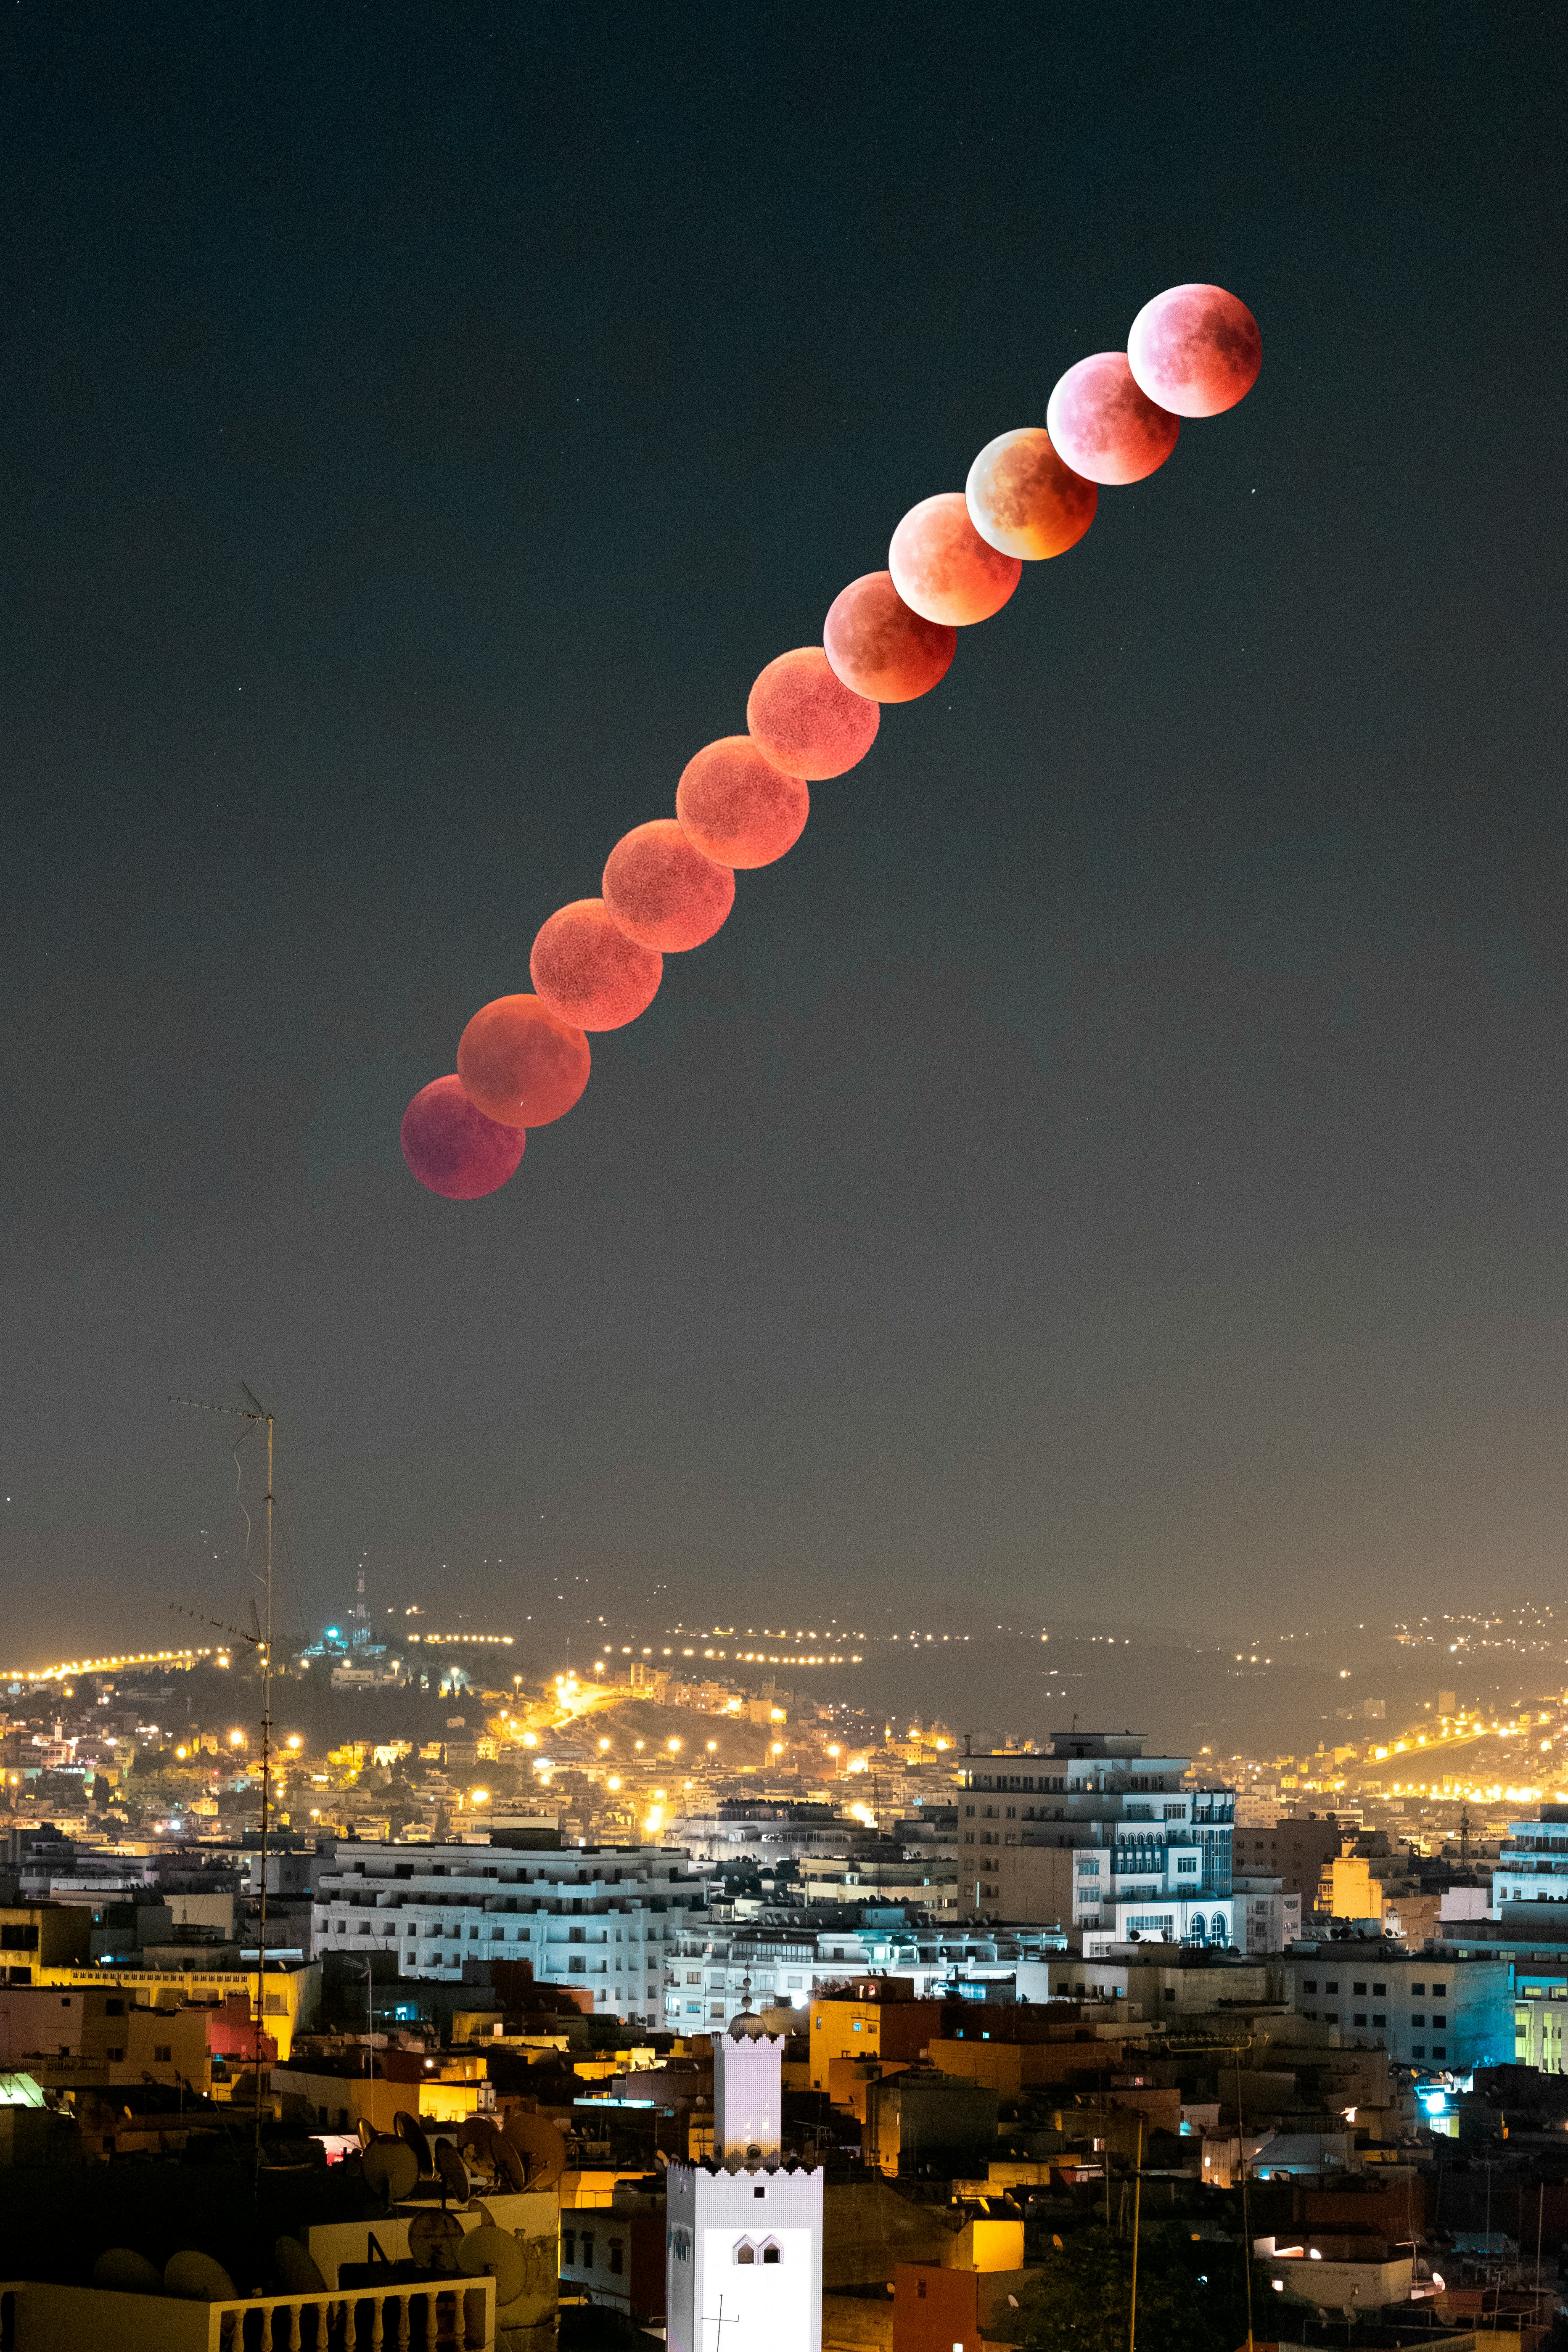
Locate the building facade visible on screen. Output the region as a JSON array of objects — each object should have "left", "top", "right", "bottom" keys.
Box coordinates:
[
  {"left": 666, "top": 2019, "right": 823, "bottom": 2352},
  {"left": 953, "top": 1732, "right": 1236, "bottom": 1951},
  {"left": 1282, "top": 1942, "right": 1512, "bottom": 2074},
  {"left": 1493, "top": 1805, "right": 1568, "bottom": 1913},
  {"left": 311, "top": 1835, "right": 708, "bottom": 2024}
]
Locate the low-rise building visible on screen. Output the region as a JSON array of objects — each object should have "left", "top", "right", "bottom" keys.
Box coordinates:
[{"left": 1282, "top": 1942, "right": 1512, "bottom": 2074}]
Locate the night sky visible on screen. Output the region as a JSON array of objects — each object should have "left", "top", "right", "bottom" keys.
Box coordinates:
[{"left": 3, "top": 5, "right": 1566, "bottom": 1707}]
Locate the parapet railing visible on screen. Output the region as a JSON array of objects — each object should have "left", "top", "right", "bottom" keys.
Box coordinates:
[{"left": 2, "top": 2277, "right": 497, "bottom": 2351}]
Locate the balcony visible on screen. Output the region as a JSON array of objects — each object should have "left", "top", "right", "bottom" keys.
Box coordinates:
[{"left": 2, "top": 2276, "right": 497, "bottom": 2348}]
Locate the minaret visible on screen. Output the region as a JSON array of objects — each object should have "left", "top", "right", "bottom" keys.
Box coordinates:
[{"left": 666, "top": 2008, "right": 823, "bottom": 2352}]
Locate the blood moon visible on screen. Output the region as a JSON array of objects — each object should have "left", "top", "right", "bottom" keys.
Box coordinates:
[
  {"left": 746, "top": 647, "right": 879, "bottom": 779},
  {"left": 531, "top": 899, "right": 662, "bottom": 1030},
  {"left": 401, "top": 1074, "right": 526, "bottom": 1199},
  {"left": 966, "top": 428, "right": 1097, "bottom": 561},
  {"left": 888, "top": 493, "right": 1021, "bottom": 626},
  {"left": 457, "top": 995, "right": 590, "bottom": 1129},
  {"left": 1128, "top": 283, "right": 1261, "bottom": 418},
  {"left": 677, "top": 736, "right": 809, "bottom": 869},
  {"left": 1046, "top": 352, "right": 1179, "bottom": 486},
  {"left": 603, "top": 818, "right": 735, "bottom": 952},
  {"left": 823, "top": 572, "right": 955, "bottom": 702}
]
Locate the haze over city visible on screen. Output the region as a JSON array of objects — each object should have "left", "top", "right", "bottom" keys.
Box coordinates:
[{"left": 3, "top": 7, "right": 1566, "bottom": 2347}]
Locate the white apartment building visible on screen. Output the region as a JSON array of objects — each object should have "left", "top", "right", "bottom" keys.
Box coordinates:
[
  {"left": 311, "top": 1833, "right": 708, "bottom": 2024},
  {"left": 955, "top": 1731, "right": 1237, "bottom": 1953},
  {"left": 661, "top": 1921, "right": 1067, "bottom": 2029},
  {"left": 1493, "top": 1805, "right": 1568, "bottom": 1913}
]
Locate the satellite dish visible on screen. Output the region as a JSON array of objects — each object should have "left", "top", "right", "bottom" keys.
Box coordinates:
[
  {"left": 93, "top": 2249, "right": 161, "bottom": 2293},
  {"left": 408, "top": 2209, "right": 464, "bottom": 2275},
  {"left": 362, "top": 2138, "right": 420, "bottom": 2204},
  {"left": 274, "top": 2236, "right": 328, "bottom": 2295},
  {"left": 357, "top": 2117, "right": 377, "bottom": 2151},
  {"left": 502, "top": 2109, "right": 567, "bottom": 2191},
  {"left": 395, "top": 2109, "right": 435, "bottom": 2176},
  {"left": 164, "top": 2250, "right": 238, "bottom": 2302},
  {"left": 436, "top": 2138, "right": 472, "bottom": 2206},
  {"left": 457, "top": 2225, "right": 526, "bottom": 2307},
  {"left": 493, "top": 2138, "right": 529, "bottom": 2194}
]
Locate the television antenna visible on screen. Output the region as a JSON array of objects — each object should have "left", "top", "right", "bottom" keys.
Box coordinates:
[{"left": 170, "top": 1383, "right": 276, "bottom": 2191}]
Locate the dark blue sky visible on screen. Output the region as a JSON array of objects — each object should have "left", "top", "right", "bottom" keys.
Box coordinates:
[{"left": 2, "top": 3, "right": 1565, "bottom": 1715}]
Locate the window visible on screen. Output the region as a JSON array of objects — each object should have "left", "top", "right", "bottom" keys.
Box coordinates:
[
  {"left": 1431, "top": 1981, "right": 1446, "bottom": 1996},
  {"left": 1412, "top": 2013, "right": 1425, "bottom": 2026},
  {"left": 735, "top": 2244, "right": 754, "bottom": 2266},
  {"left": 563, "top": 2232, "right": 576, "bottom": 2265},
  {"left": 1372, "top": 2013, "right": 1386, "bottom": 2028},
  {"left": 580, "top": 2236, "right": 595, "bottom": 2268},
  {"left": 1432, "top": 2044, "right": 1446, "bottom": 2058},
  {"left": 609, "top": 2241, "right": 624, "bottom": 2276},
  {"left": 1353, "top": 1982, "right": 1367, "bottom": 1995},
  {"left": 154, "top": 2043, "right": 172, "bottom": 2062},
  {"left": 1177, "top": 1857, "right": 1197, "bottom": 1874},
  {"left": 1412, "top": 2045, "right": 1424, "bottom": 2058},
  {"left": 105, "top": 1999, "right": 124, "bottom": 2017},
  {"left": 1432, "top": 2013, "right": 1446, "bottom": 2028},
  {"left": 107, "top": 2046, "right": 124, "bottom": 2061},
  {"left": 1325, "top": 1981, "right": 1338, "bottom": 1993},
  {"left": 1372, "top": 1982, "right": 1386, "bottom": 1995},
  {"left": 1411, "top": 1982, "right": 1425, "bottom": 1995},
  {"left": 687, "top": 1972, "right": 700, "bottom": 1984},
  {"left": 1303, "top": 1979, "right": 1317, "bottom": 1993},
  {"left": 1323, "top": 2012, "right": 1338, "bottom": 2024},
  {"left": 762, "top": 2246, "right": 781, "bottom": 2265},
  {"left": 754, "top": 2185, "right": 766, "bottom": 2200}
]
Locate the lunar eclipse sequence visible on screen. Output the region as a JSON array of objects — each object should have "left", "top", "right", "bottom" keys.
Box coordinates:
[{"left": 400, "top": 282, "right": 1262, "bottom": 1200}]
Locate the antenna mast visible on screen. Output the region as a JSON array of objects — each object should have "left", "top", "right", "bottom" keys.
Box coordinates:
[{"left": 172, "top": 1385, "right": 275, "bottom": 2191}]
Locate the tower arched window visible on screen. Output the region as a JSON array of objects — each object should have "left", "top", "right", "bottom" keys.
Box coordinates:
[{"left": 734, "top": 2241, "right": 756, "bottom": 2265}]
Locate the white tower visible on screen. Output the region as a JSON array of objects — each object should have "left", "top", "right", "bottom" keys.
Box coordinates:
[{"left": 666, "top": 2013, "right": 823, "bottom": 2352}]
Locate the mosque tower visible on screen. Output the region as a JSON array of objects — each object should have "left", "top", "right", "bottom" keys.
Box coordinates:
[{"left": 666, "top": 2008, "right": 824, "bottom": 2352}]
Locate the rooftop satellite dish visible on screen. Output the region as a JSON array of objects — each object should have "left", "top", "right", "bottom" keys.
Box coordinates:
[
  {"left": 408, "top": 2208, "right": 464, "bottom": 2275},
  {"left": 457, "top": 2225, "right": 526, "bottom": 2308},
  {"left": 274, "top": 2236, "right": 328, "bottom": 2295},
  {"left": 502, "top": 2108, "right": 567, "bottom": 2191},
  {"left": 362, "top": 2136, "right": 420, "bottom": 2205},
  {"left": 435, "top": 2138, "right": 472, "bottom": 2206},
  {"left": 395, "top": 2108, "right": 435, "bottom": 2175},
  {"left": 93, "top": 2249, "right": 161, "bottom": 2294},
  {"left": 493, "top": 2137, "right": 529, "bottom": 2194},
  {"left": 357, "top": 2117, "right": 377, "bottom": 2151},
  {"left": 164, "top": 2249, "right": 238, "bottom": 2302}
]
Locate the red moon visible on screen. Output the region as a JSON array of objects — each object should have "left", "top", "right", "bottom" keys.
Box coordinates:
[
  {"left": 603, "top": 818, "right": 735, "bottom": 952},
  {"left": 401, "top": 1075, "right": 526, "bottom": 1199},
  {"left": 823, "top": 571, "right": 955, "bottom": 703},
  {"left": 676, "top": 735, "right": 809, "bottom": 869},
  {"left": 1046, "top": 352, "right": 1179, "bottom": 486},
  {"left": 1128, "top": 283, "right": 1260, "bottom": 418},
  {"left": 746, "top": 647, "right": 880, "bottom": 779},
  {"left": 530, "top": 899, "right": 663, "bottom": 1030},
  {"left": 965, "top": 428, "right": 1097, "bottom": 561},
  {"left": 888, "top": 492, "right": 1021, "bottom": 626},
  {"left": 457, "top": 994, "right": 590, "bottom": 1129}
]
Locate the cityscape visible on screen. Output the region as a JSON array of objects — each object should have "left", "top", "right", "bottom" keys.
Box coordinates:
[{"left": 7, "top": 1576, "right": 1568, "bottom": 2342}]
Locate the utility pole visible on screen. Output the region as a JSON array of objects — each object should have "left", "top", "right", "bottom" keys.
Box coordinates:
[{"left": 1127, "top": 2116, "right": 1144, "bottom": 2352}]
